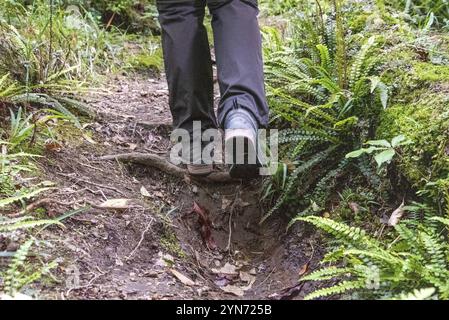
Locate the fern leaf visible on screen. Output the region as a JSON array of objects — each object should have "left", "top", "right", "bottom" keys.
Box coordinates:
[
  {"left": 4, "top": 239, "right": 34, "bottom": 295},
  {"left": 295, "top": 216, "right": 376, "bottom": 245},
  {"left": 0, "top": 187, "right": 52, "bottom": 208},
  {"left": 301, "top": 266, "right": 352, "bottom": 281},
  {"left": 304, "top": 280, "right": 365, "bottom": 300}
]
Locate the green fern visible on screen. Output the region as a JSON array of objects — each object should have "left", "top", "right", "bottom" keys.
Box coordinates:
[
  {"left": 0, "top": 216, "right": 62, "bottom": 232},
  {"left": 394, "top": 288, "right": 436, "bottom": 300},
  {"left": 349, "top": 36, "right": 377, "bottom": 89},
  {"left": 0, "top": 187, "right": 51, "bottom": 209},
  {"left": 301, "top": 266, "right": 352, "bottom": 281},
  {"left": 264, "top": 10, "right": 387, "bottom": 221},
  {"left": 304, "top": 280, "right": 366, "bottom": 300},
  {"left": 297, "top": 216, "right": 449, "bottom": 299},
  {"left": 3, "top": 239, "right": 34, "bottom": 296},
  {"left": 261, "top": 147, "right": 335, "bottom": 222}
]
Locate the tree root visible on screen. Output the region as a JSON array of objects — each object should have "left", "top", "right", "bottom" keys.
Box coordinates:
[{"left": 98, "top": 153, "right": 237, "bottom": 183}]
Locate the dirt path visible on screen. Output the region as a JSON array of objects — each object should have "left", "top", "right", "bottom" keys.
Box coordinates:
[{"left": 37, "top": 73, "right": 322, "bottom": 300}]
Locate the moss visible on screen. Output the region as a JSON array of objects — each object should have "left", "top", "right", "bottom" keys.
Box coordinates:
[
  {"left": 377, "top": 95, "right": 449, "bottom": 188},
  {"left": 413, "top": 62, "right": 449, "bottom": 82},
  {"left": 127, "top": 49, "right": 163, "bottom": 72},
  {"left": 160, "top": 226, "right": 186, "bottom": 259},
  {"left": 348, "top": 13, "right": 370, "bottom": 33}
]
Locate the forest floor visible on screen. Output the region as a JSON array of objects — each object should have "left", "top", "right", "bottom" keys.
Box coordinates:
[{"left": 33, "top": 72, "right": 323, "bottom": 300}]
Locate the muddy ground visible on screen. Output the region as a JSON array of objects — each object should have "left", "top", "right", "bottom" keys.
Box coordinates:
[{"left": 31, "top": 73, "right": 324, "bottom": 300}]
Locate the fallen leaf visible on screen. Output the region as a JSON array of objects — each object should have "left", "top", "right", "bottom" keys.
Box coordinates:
[
  {"left": 221, "top": 198, "right": 232, "bottom": 210},
  {"left": 155, "top": 191, "right": 164, "bottom": 198},
  {"left": 211, "top": 262, "right": 239, "bottom": 275},
  {"left": 83, "top": 134, "right": 96, "bottom": 144},
  {"left": 349, "top": 202, "right": 360, "bottom": 215},
  {"left": 239, "top": 271, "right": 256, "bottom": 288},
  {"left": 155, "top": 252, "right": 174, "bottom": 267},
  {"left": 128, "top": 143, "right": 138, "bottom": 150},
  {"left": 192, "top": 202, "right": 217, "bottom": 250},
  {"left": 170, "top": 269, "right": 195, "bottom": 286},
  {"left": 44, "top": 140, "right": 62, "bottom": 152},
  {"left": 140, "top": 186, "right": 151, "bottom": 198},
  {"left": 298, "top": 263, "right": 310, "bottom": 277},
  {"left": 214, "top": 277, "right": 231, "bottom": 287},
  {"left": 221, "top": 285, "right": 244, "bottom": 297},
  {"left": 388, "top": 201, "right": 406, "bottom": 226},
  {"left": 98, "top": 198, "right": 132, "bottom": 210}
]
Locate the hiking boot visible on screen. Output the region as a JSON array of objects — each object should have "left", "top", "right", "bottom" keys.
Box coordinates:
[{"left": 224, "top": 108, "right": 260, "bottom": 179}]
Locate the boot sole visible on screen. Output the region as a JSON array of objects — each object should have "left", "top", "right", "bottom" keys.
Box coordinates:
[
  {"left": 225, "top": 129, "right": 259, "bottom": 179},
  {"left": 187, "top": 164, "right": 213, "bottom": 176}
]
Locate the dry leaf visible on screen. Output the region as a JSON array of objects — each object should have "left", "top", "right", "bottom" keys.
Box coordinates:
[
  {"left": 239, "top": 271, "right": 256, "bottom": 287},
  {"left": 388, "top": 201, "right": 406, "bottom": 226},
  {"left": 83, "top": 134, "right": 96, "bottom": 144},
  {"left": 192, "top": 202, "right": 217, "bottom": 250},
  {"left": 221, "top": 285, "right": 245, "bottom": 297},
  {"left": 211, "top": 262, "right": 238, "bottom": 275},
  {"left": 170, "top": 269, "right": 195, "bottom": 286},
  {"left": 154, "top": 191, "right": 164, "bottom": 198},
  {"left": 349, "top": 202, "right": 360, "bottom": 215},
  {"left": 298, "top": 262, "right": 310, "bottom": 277},
  {"left": 44, "top": 140, "right": 62, "bottom": 152},
  {"left": 221, "top": 198, "right": 232, "bottom": 210},
  {"left": 99, "top": 198, "right": 131, "bottom": 210},
  {"left": 128, "top": 143, "right": 138, "bottom": 150},
  {"left": 140, "top": 186, "right": 151, "bottom": 198}
]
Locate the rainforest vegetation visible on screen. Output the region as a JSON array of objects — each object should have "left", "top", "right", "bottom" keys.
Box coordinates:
[{"left": 0, "top": 0, "right": 448, "bottom": 300}]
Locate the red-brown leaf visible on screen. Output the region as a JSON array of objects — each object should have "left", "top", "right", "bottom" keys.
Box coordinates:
[{"left": 192, "top": 202, "right": 217, "bottom": 250}]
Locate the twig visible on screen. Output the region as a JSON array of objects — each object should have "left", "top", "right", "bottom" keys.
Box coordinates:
[
  {"left": 9, "top": 198, "right": 77, "bottom": 218},
  {"left": 225, "top": 190, "right": 241, "bottom": 252},
  {"left": 125, "top": 219, "right": 154, "bottom": 261},
  {"left": 66, "top": 271, "right": 106, "bottom": 296},
  {"left": 56, "top": 172, "right": 126, "bottom": 195},
  {"left": 225, "top": 208, "right": 234, "bottom": 252}
]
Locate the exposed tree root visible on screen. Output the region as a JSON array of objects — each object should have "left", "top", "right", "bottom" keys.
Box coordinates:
[{"left": 98, "top": 153, "right": 236, "bottom": 183}]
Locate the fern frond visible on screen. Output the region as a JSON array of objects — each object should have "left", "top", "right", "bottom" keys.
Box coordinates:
[
  {"left": 4, "top": 239, "right": 34, "bottom": 295},
  {"left": 304, "top": 280, "right": 365, "bottom": 300},
  {"left": 349, "top": 36, "right": 377, "bottom": 89},
  {"left": 0, "top": 218, "right": 62, "bottom": 232},
  {"left": 295, "top": 216, "right": 375, "bottom": 245},
  {"left": 316, "top": 44, "right": 332, "bottom": 74},
  {"left": 261, "top": 147, "right": 335, "bottom": 222},
  {"left": 420, "top": 232, "right": 447, "bottom": 276},
  {"left": 394, "top": 288, "right": 436, "bottom": 300},
  {"left": 431, "top": 216, "right": 449, "bottom": 227},
  {"left": 301, "top": 266, "right": 352, "bottom": 281},
  {"left": 343, "top": 249, "right": 402, "bottom": 266},
  {"left": 0, "top": 187, "right": 51, "bottom": 208}
]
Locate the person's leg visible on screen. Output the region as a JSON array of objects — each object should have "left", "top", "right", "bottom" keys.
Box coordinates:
[
  {"left": 157, "top": 0, "right": 217, "bottom": 134},
  {"left": 207, "top": 0, "right": 269, "bottom": 128},
  {"left": 157, "top": 0, "right": 217, "bottom": 176},
  {"left": 208, "top": 0, "right": 269, "bottom": 178}
]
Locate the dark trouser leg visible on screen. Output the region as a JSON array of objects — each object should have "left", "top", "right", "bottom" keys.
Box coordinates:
[
  {"left": 208, "top": 0, "right": 269, "bottom": 128},
  {"left": 157, "top": 0, "right": 217, "bottom": 134}
]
